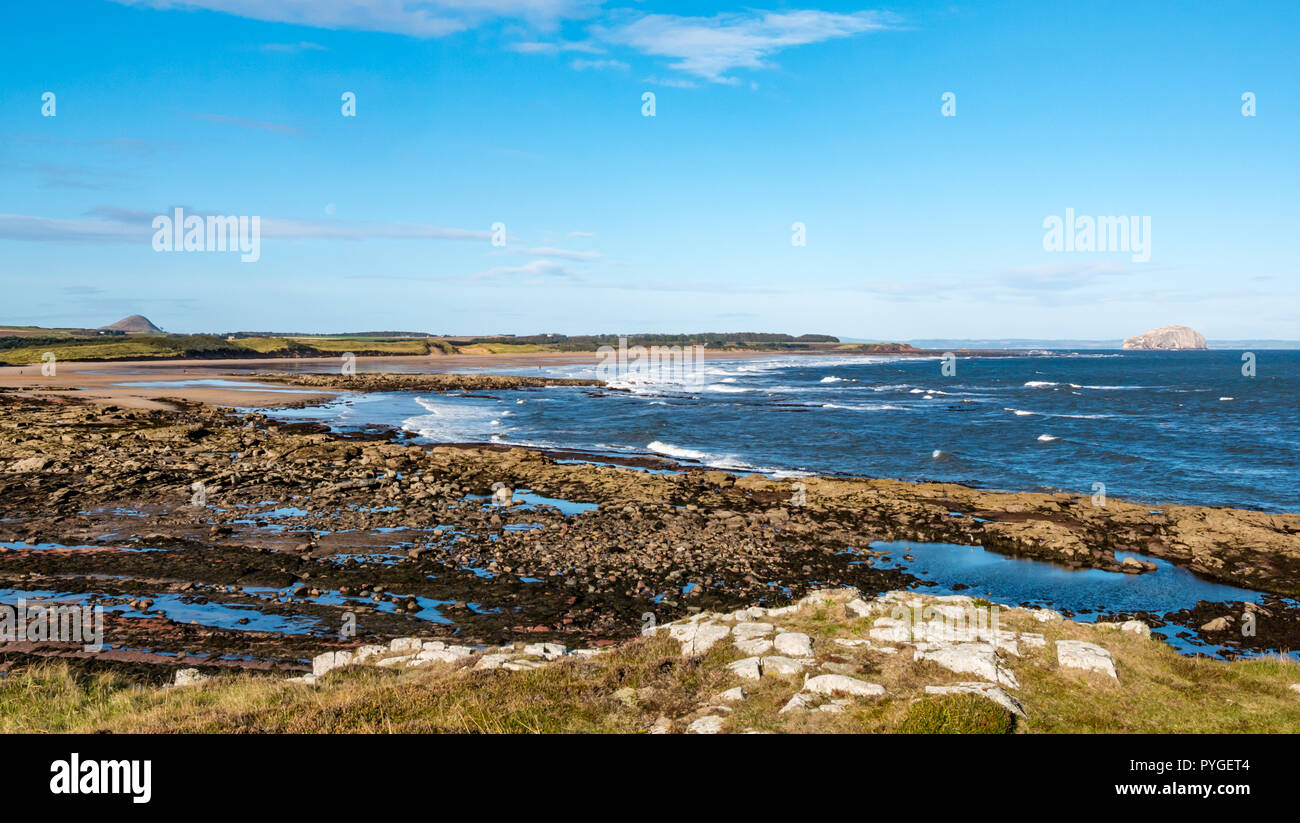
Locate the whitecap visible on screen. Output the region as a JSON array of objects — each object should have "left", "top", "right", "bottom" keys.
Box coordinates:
[
  {"left": 820, "top": 403, "right": 908, "bottom": 411},
  {"left": 647, "top": 441, "right": 710, "bottom": 461}
]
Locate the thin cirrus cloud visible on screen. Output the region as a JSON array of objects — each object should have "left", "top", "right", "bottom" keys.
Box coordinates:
[
  {"left": 111, "top": 2, "right": 895, "bottom": 85},
  {"left": 0, "top": 207, "right": 492, "bottom": 243},
  {"left": 569, "top": 57, "right": 628, "bottom": 71},
  {"left": 109, "top": 0, "right": 605, "bottom": 37},
  {"left": 471, "top": 258, "right": 581, "bottom": 281},
  {"left": 595, "top": 10, "right": 896, "bottom": 83},
  {"left": 259, "top": 40, "right": 329, "bottom": 53},
  {"left": 836, "top": 263, "right": 1176, "bottom": 305},
  {"left": 508, "top": 40, "right": 605, "bottom": 55},
  {"left": 522, "top": 246, "right": 601, "bottom": 260}
]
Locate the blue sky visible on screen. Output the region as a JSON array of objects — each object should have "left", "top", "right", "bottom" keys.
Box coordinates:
[{"left": 2, "top": 0, "right": 1297, "bottom": 340}]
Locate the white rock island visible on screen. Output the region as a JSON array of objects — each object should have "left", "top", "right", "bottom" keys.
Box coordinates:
[{"left": 1121, "top": 325, "right": 1207, "bottom": 350}]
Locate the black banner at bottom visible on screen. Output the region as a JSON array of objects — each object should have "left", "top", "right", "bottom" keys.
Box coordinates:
[{"left": 8, "top": 733, "right": 1287, "bottom": 807}]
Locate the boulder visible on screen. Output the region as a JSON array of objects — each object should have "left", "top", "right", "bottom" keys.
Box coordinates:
[
  {"left": 6, "top": 456, "right": 51, "bottom": 473},
  {"left": 734, "top": 637, "right": 773, "bottom": 656},
  {"left": 845, "top": 598, "right": 874, "bottom": 619},
  {"left": 727, "top": 657, "right": 762, "bottom": 680},
  {"left": 1056, "top": 640, "right": 1118, "bottom": 680},
  {"left": 1019, "top": 632, "right": 1047, "bottom": 649},
  {"left": 312, "top": 651, "right": 338, "bottom": 677},
  {"left": 173, "top": 668, "right": 210, "bottom": 687},
  {"left": 915, "top": 642, "right": 1019, "bottom": 688},
  {"left": 687, "top": 715, "right": 725, "bottom": 734},
  {"left": 759, "top": 655, "right": 806, "bottom": 676},
  {"left": 474, "top": 653, "right": 514, "bottom": 670},
  {"left": 354, "top": 644, "right": 388, "bottom": 662},
  {"left": 417, "top": 647, "right": 473, "bottom": 664},
  {"left": 802, "top": 674, "right": 884, "bottom": 698},
  {"left": 772, "top": 632, "right": 814, "bottom": 658},
  {"left": 665, "top": 621, "right": 731, "bottom": 656},
  {"left": 732, "top": 621, "right": 775, "bottom": 638},
  {"left": 925, "top": 682, "right": 1025, "bottom": 718},
  {"left": 717, "top": 686, "right": 747, "bottom": 702},
  {"left": 523, "top": 642, "right": 567, "bottom": 660},
  {"left": 1096, "top": 620, "right": 1151, "bottom": 638}
]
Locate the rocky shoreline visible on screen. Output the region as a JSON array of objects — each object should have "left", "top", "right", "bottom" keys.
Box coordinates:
[
  {"left": 1, "top": 379, "right": 1297, "bottom": 682},
  {"left": 254, "top": 372, "right": 603, "bottom": 392}
]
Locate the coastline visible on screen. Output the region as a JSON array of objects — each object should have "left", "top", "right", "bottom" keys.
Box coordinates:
[
  {"left": 0, "top": 350, "right": 776, "bottom": 409},
  {"left": 3, "top": 363, "right": 1296, "bottom": 594},
  {"left": 0, "top": 346, "right": 1013, "bottom": 409},
  {"left": 1, "top": 382, "right": 1297, "bottom": 668}
]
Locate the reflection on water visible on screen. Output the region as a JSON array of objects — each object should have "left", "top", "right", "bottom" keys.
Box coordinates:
[{"left": 865, "top": 540, "right": 1291, "bottom": 660}]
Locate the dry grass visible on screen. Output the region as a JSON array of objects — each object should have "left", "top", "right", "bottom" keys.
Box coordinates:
[{"left": 4, "top": 601, "right": 1299, "bottom": 734}]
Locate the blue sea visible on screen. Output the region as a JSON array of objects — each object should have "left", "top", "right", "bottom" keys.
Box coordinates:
[{"left": 261, "top": 350, "right": 1298, "bottom": 513}]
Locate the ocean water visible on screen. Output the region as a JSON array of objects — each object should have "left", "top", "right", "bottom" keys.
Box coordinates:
[{"left": 257, "top": 350, "right": 1298, "bottom": 512}]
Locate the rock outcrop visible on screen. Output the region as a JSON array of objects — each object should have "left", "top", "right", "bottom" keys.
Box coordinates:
[{"left": 1121, "top": 325, "right": 1206, "bottom": 350}]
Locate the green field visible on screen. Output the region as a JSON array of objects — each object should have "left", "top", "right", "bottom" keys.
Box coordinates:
[
  {"left": 0, "top": 334, "right": 444, "bottom": 364},
  {"left": 0, "top": 327, "right": 905, "bottom": 365}
]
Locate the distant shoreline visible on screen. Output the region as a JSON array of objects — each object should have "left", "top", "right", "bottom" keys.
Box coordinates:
[{"left": 0, "top": 348, "right": 1014, "bottom": 409}]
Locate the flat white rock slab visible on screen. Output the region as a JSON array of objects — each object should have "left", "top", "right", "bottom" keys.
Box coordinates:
[{"left": 1056, "top": 640, "right": 1118, "bottom": 680}]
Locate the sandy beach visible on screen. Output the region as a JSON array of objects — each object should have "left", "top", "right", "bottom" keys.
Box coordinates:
[{"left": 0, "top": 349, "right": 815, "bottom": 409}]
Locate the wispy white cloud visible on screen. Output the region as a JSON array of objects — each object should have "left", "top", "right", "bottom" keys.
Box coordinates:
[
  {"left": 115, "top": 3, "right": 896, "bottom": 86},
  {"left": 597, "top": 10, "right": 895, "bottom": 83},
  {"left": 523, "top": 246, "right": 600, "bottom": 260},
  {"left": 0, "top": 162, "right": 133, "bottom": 191},
  {"left": 569, "top": 57, "right": 627, "bottom": 71},
  {"left": 259, "top": 40, "right": 328, "bottom": 53},
  {"left": 0, "top": 207, "right": 491, "bottom": 243},
  {"left": 471, "top": 258, "right": 580, "bottom": 281},
  {"left": 508, "top": 39, "right": 604, "bottom": 54},
  {"left": 110, "top": 0, "right": 605, "bottom": 38},
  {"left": 11, "top": 135, "right": 175, "bottom": 159},
  {"left": 642, "top": 75, "right": 698, "bottom": 89},
  {"left": 0, "top": 214, "right": 145, "bottom": 243}
]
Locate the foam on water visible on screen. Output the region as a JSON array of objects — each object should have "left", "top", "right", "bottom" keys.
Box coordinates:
[{"left": 253, "top": 351, "right": 1300, "bottom": 511}]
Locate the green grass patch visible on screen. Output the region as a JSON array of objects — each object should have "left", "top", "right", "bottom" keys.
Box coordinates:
[{"left": 900, "top": 694, "right": 1016, "bottom": 734}]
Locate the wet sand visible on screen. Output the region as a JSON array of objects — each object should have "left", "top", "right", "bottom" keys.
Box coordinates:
[
  {"left": 0, "top": 352, "right": 605, "bottom": 409},
  {"left": 0, "top": 349, "right": 780, "bottom": 409}
]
